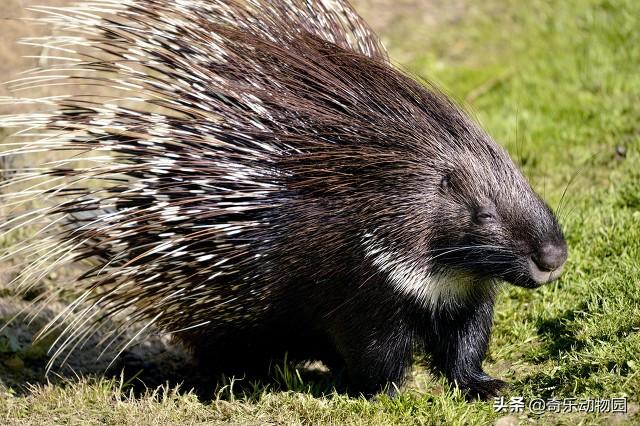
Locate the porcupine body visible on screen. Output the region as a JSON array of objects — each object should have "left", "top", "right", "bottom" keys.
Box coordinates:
[{"left": 0, "top": 0, "right": 568, "bottom": 399}]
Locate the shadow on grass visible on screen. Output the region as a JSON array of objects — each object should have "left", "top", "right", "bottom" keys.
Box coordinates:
[
  {"left": 0, "top": 297, "right": 342, "bottom": 401},
  {"left": 0, "top": 338, "right": 342, "bottom": 401},
  {"left": 514, "top": 302, "right": 633, "bottom": 398},
  {"left": 533, "top": 304, "right": 588, "bottom": 361}
]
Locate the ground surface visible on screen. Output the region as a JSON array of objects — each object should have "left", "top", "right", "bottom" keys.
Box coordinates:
[{"left": 1, "top": 0, "right": 639, "bottom": 424}]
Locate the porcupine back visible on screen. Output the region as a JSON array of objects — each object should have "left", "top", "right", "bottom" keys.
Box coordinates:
[{"left": 0, "top": 0, "right": 478, "bottom": 368}]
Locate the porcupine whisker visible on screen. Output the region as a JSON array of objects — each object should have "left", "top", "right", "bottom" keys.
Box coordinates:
[
  {"left": 427, "top": 245, "right": 512, "bottom": 261},
  {"left": 428, "top": 244, "right": 512, "bottom": 253}
]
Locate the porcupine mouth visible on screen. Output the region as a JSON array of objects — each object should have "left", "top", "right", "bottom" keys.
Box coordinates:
[
  {"left": 434, "top": 249, "right": 564, "bottom": 289},
  {"left": 504, "top": 257, "right": 565, "bottom": 289}
]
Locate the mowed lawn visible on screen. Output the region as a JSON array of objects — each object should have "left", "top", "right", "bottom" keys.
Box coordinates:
[{"left": 1, "top": 0, "right": 639, "bottom": 424}]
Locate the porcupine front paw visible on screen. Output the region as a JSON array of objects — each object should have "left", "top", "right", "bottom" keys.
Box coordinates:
[{"left": 457, "top": 375, "right": 508, "bottom": 401}]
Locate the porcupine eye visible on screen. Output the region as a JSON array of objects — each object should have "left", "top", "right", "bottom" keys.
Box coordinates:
[
  {"left": 439, "top": 173, "right": 452, "bottom": 191},
  {"left": 474, "top": 204, "right": 497, "bottom": 225}
]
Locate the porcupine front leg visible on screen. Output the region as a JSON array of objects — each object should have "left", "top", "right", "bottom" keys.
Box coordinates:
[{"left": 426, "top": 292, "right": 507, "bottom": 400}]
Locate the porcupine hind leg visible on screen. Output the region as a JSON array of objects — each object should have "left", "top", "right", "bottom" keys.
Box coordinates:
[
  {"left": 180, "top": 330, "right": 277, "bottom": 383},
  {"left": 424, "top": 291, "right": 507, "bottom": 400}
]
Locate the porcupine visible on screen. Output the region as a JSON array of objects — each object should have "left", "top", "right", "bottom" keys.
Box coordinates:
[{"left": 0, "top": 0, "right": 568, "bottom": 399}]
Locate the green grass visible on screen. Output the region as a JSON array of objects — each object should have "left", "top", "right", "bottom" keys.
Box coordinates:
[{"left": 1, "top": 0, "right": 640, "bottom": 424}]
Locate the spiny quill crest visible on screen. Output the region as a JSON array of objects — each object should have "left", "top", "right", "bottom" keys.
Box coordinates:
[{"left": 0, "top": 0, "right": 394, "bottom": 370}]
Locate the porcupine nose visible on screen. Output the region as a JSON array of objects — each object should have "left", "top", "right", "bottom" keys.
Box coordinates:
[{"left": 532, "top": 241, "right": 568, "bottom": 272}]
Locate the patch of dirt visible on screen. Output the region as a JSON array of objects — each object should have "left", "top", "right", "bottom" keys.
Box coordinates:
[{"left": 0, "top": 297, "right": 201, "bottom": 396}]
